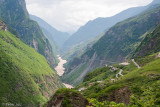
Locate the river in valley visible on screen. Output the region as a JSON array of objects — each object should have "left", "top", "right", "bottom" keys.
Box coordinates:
[{"left": 55, "top": 55, "right": 74, "bottom": 89}]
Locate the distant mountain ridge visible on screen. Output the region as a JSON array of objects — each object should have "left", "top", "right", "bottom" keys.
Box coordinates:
[
  {"left": 30, "top": 15, "right": 70, "bottom": 48},
  {"left": 62, "top": 0, "right": 159, "bottom": 52}
]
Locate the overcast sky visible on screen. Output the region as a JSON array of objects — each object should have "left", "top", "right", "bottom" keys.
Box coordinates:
[{"left": 26, "top": 0, "right": 153, "bottom": 33}]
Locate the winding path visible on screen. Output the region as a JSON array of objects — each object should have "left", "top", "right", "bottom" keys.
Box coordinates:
[
  {"left": 116, "top": 69, "right": 123, "bottom": 78},
  {"left": 132, "top": 59, "right": 141, "bottom": 68}
]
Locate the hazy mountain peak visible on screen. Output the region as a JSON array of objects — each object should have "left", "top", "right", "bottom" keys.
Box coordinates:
[
  {"left": 150, "top": 0, "right": 160, "bottom": 5},
  {"left": 30, "top": 15, "right": 70, "bottom": 48}
]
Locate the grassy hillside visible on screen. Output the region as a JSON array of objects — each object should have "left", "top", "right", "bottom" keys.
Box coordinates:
[
  {"left": 84, "top": 53, "right": 160, "bottom": 106},
  {"left": 0, "top": 27, "right": 64, "bottom": 106},
  {"left": 63, "top": 5, "right": 160, "bottom": 86},
  {"left": 0, "top": 0, "right": 56, "bottom": 68}
]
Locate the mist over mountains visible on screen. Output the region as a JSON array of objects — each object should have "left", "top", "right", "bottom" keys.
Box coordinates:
[
  {"left": 30, "top": 15, "right": 70, "bottom": 48},
  {"left": 62, "top": 0, "right": 159, "bottom": 52}
]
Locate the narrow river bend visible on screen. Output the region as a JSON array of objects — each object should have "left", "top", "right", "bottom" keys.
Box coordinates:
[{"left": 55, "top": 55, "right": 74, "bottom": 89}]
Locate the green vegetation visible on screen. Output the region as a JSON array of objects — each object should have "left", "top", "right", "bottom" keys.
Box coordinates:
[
  {"left": 83, "top": 67, "right": 110, "bottom": 82},
  {"left": 87, "top": 99, "right": 125, "bottom": 107},
  {"left": 75, "top": 67, "right": 118, "bottom": 89},
  {"left": 0, "top": 29, "right": 64, "bottom": 106},
  {"left": 55, "top": 89, "right": 80, "bottom": 107},
  {"left": 54, "top": 88, "right": 79, "bottom": 96}
]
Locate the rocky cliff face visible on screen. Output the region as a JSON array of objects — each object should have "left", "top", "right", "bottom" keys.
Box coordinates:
[
  {"left": 133, "top": 23, "right": 160, "bottom": 57},
  {"left": 0, "top": 0, "right": 56, "bottom": 68},
  {"left": 45, "top": 89, "right": 88, "bottom": 107},
  {"left": 0, "top": 20, "right": 7, "bottom": 31}
]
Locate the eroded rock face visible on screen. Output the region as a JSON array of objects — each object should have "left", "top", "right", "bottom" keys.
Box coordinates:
[
  {"left": 157, "top": 53, "right": 160, "bottom": 58},
  {"left": 99, "top": 87, "right": 131, "bottom": 105},
  {"left": 46, "top": 90, "right": 88, "bottom": 107},
  {"left": 0, "top": 20, "right": 7, "bottom": 31},
  {"left": 113, "top": 87, "right": 131, "bottom": 104}
]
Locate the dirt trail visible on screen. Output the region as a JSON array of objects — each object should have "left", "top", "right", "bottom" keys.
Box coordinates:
[
  {"left": 63, "top": 83, "right": 74, "bottom": 89},
  {"left": 116, "top": 69, "right": 123, "bottom": 78},
  {"left": 132, "top": 59, "right": 141, "bottom": 68}
]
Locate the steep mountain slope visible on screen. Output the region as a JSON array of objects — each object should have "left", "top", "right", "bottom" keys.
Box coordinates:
[
  {"left": 30, "top": 15, "right": 70, "bottom": 48},
  {"left": 62, "top": 32, "right": 105, "bottom": 62},
  {"left": 62, "top": 0, "right": 160, "bottom": 52},
  {"left": 133, "top": 23, "right": 160, "bottom": 57},
  {"left": 0, "top": 0, "right": 56, "bottom": 67},
  {"left": 63, "top": 5, "right": 160, "bottom": 86},
  {"left": 0, "top": 20, "right": 64, "bottom": 106}
]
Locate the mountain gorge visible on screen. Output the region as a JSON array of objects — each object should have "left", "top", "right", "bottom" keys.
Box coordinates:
[
  {"left": 63, "top": 3, "right": 160, "bottom": 86},
  {"left": 1, "top": 0, "right": 160, "bottom": 106}
]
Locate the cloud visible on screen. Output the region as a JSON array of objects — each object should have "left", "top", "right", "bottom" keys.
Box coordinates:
[{"left": 25, "top": 0, "right": 153, "bottom": 32}]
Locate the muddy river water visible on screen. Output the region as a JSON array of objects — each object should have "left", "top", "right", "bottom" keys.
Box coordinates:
[{"left": 55, "top": 55, "right": 74, "bottom": 88}]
